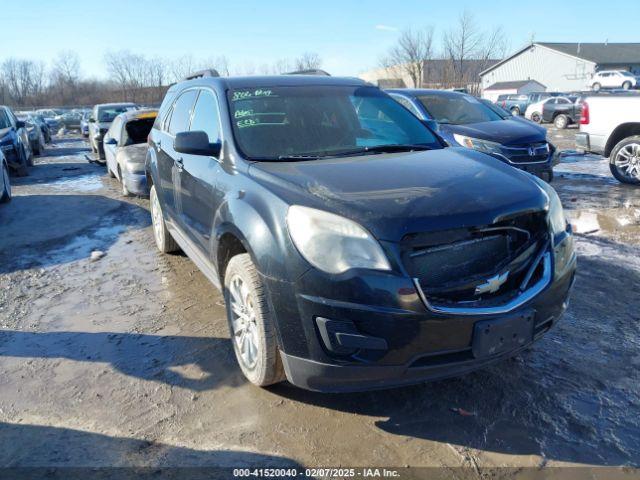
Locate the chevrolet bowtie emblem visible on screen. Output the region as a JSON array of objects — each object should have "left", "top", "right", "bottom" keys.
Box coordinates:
[{"left": 475, "top": 271, "right": 509, "bottom": 295}]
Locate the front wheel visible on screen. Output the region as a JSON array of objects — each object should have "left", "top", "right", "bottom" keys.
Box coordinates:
[
  {"left": 531, "top": 112, "right": 541, "bottom": 123},
  {"left": 609, "top": 135, "right": 640, "bottom": 185},
  {"left": 592, "top": 82, "right": 601, "bottom": 92},
  {"left": 149, "top": 185, "right": 180, "bottom": 253},
  {"left": 622, "top": 81, "right": 632, "bottom": 90},
  {"left": 0, "top": 162, "right": 11, "bottom": 203},
  {"left": 554, "top": 114, "right": 568, "bottom": 129},
  {"left": 224, "top": 253, "right": 286, "bottom": 387},
  {"left": 510, "top": 107, "right": 520, "bottom": 116}
]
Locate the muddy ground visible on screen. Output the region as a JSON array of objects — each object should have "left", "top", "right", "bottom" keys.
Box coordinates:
[{"left": 0, "top": 131, "right": 639, "bottom": 473}]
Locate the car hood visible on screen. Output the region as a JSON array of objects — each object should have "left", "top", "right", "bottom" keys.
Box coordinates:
[
  {"left": 249, "top": 148, "right": 548, "bottom": 241},
  {"left": 118, "top": 143, "right": 147, "bottom": 163},
  {"left": 440, "top": 119, "right": 546, "bottom": 146}
]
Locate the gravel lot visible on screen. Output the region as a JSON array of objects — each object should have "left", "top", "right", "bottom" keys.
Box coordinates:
[{"left": 0, "top": 130, "right": 639, "bottom": 472}]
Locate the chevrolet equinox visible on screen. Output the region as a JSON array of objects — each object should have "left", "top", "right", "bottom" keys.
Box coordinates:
[{"left": 146, "top": 72, "right": 577, "bottom": 392}]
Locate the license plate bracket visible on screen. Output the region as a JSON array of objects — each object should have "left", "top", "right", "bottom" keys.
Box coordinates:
[{"left": 472, "top": 313, "right": 534, "bottom": 359}]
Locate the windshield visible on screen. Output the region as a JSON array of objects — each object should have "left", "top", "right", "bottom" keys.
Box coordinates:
[
  {"left": 227, "top": 86, "right": 441, "bottom": 160},
  {"left": 98, "top": 106, "right": 135, "bottom": 122},
  {"left": 417, "top": 93, "right": 504, "bottom": 125},
  {"left": 621, "top": 71, "right": 634, "bottom": 77}
]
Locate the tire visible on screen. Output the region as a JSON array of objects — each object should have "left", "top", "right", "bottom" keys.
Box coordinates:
[
  {"left": 14, "top": 146, "right": 29, "bottom": 177},
  {"left": 622, "top": 81, "right": 632, "bottom": 90},
  {"left": 149, "top": 185, "right": 180, "bottom": 253},
  {"left": 0, "top": 162, "right": 11, "bottom": 203},
  {"left": 25, "top": 146, "right": 34, "bottom": 167},
  {"left": 118, "top": 166, "right": 131, "bottom": 197},
  {"left": 510, "top": 107, "right": 520, "bottom": 116},
  {"left": 554, "top": 114, "right": 568, "bottom": 129},
  {"left": 33, "top": 141, "right": 41, "bottom": 156},
  {"left": 592, "top": 82, "right": 601, "bottom": 92},
  {"left": 224, "top": 253, "right": 285, "bottom": 387},
  {"left": 531, "top": 112, "right": 541, "bottom": 123},
  {"left": 609, "top": 135, "right": 640, "bottom": 185}
]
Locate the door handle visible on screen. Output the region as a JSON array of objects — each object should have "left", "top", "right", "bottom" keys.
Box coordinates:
[
  {"left": 175, "top": 157, "right": 184, "bottom": 171},
  {"left": 156, "top": 139, "right": 162, "bottom": 152}
]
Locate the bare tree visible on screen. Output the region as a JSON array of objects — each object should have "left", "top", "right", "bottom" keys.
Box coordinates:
[
  {"left": 0, "top": 58, "right": 46, "bottom": 106},
  {"left": 381, "top": 27, "right": 434, "bottom": 87},
  {"left": 442, "top": 11, "right": 481, "bottom": 84},
  {"left": 293, "top": 52, "right": 322, "bottom": 71},
  {"left": 442, "top": 11, "right": 507, "bottom": 92}
]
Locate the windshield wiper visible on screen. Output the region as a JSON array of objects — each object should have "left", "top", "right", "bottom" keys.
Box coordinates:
[
  {"left": 277, "top": 154, "right": 320, "bottom": 161},
  {"left": 330, "top": 144, "right": 435, "bottom": 157}
]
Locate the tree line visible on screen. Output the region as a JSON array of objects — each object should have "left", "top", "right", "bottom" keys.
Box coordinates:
[
  {"left": 379, "top": 11, "right": 509, "bottom": 94},
  {"left": 0, "top": 51, "right": 322, "bottom": 109}
]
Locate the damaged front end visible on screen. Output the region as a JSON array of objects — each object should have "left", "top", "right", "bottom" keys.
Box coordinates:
[{"left": 405, "top": 210, "right": 556, "bottom": 316}]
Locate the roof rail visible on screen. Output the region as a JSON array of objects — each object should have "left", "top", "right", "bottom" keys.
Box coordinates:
[
  {"left": 284, "top": 69, "right": 331, "bottom": 76},
  {"left": 183, "top": 69, "right": 220, "bottom": 81}
]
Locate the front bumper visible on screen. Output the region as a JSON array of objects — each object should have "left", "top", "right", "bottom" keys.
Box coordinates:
[{"left": 269, "top": 237, "right": 577, "bottom": 392}]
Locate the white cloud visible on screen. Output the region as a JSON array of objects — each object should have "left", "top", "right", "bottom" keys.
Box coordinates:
[{"left": 375, "top": 24, "right": 398, "bottom": 32}]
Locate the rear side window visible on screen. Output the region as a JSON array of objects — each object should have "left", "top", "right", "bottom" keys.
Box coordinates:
[
  {"left": 190, "top": 90, "right": 221, "bottom": 142},
  {"left": 168, "top": 90, "right": 198, "bottom": 135}
]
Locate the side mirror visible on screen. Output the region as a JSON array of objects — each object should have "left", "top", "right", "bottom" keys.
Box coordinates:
[
  {"left": 174, "top": 131, "right": 221, "bottom": 157},
  {"left": 421, "top": 119, "right": 439, "bottom": 132},
  {"left": 89, "top": 118, "right": 96, "bottom": 123},
  {"left": 16, "top": 120, "right": 26, "bottom": 129},
  {"left": 104, "top": 138, "right": 117, "bottom": 146}
]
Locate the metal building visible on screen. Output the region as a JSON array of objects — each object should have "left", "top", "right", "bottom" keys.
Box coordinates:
[{"left": 480, "top": 42, "right": 640, "bottom": 94}]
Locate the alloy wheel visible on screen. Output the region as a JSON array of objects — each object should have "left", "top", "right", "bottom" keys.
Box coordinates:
[
  {"left": 229, "top": 274, "right": 259, "bottom": 369},
  {"left": 614, "top": 143, "right": 640, "bottom": 181}
]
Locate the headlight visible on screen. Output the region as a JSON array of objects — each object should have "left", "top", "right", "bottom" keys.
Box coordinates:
[
  {"left": 453, "top": 134, "right": 503, "bottom": 155},
  {"left": 533, "top": 177, "right": 567, "bottom": 235},
  {"left": 287, "top": 205, "right": 391, "bottom": 274}
]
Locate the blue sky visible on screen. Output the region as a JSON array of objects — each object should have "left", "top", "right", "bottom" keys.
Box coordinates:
[{"left": 3, "top": 0, "right": 637, "bottom": 78}]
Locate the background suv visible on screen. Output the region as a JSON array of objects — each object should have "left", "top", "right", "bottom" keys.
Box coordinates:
[
  {"left": 590, "top": 70, "right": 638, "bottom": 91},
  {"left": 88, "top": 103, "right": 137, "bottom": 160},
  {"left": 146, "top": 74, "right": 576, "bottom": 392}
]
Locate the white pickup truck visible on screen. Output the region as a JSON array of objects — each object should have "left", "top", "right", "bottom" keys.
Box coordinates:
[{"left": 576, "top": 93, "right": 640, "bottom": 185}]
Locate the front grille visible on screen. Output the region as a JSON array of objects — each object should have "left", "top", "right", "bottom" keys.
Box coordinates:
[
  {"left": 402, "top": 212, "right": 548, "bottom": 307},
  {"left": 502, "top": 141, "right": 550, "bottom": 164}
]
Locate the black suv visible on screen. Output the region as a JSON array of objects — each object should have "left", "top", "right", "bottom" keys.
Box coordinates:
[{"left": 146, "top": 73, "right": 577, "bottom": 392}]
